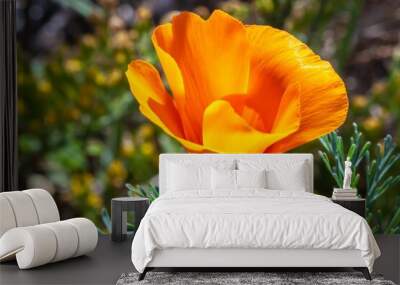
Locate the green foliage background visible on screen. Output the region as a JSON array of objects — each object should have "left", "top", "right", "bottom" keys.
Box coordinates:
[{"left": 17, "top": 0, "right": 399, "bottom": 232}]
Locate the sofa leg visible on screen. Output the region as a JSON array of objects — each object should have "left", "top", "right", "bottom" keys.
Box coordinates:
[
  {"left": 354, "top": 267, "right": 371, "bottom": 280},
  {"left": 138, "top": 268, "right": 148, "bottom": 281}
]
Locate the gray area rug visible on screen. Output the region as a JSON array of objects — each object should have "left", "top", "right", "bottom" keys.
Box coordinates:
[{"left": 116, "top": 272, "right": 395, "bottom": 285}]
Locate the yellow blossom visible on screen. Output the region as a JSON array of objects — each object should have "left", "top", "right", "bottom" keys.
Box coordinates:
[
  {"left": 71, "top": 177, "right": 83, "bottom": 196},
  {"left": 88, "top": 193, "right": 102, "bottom": 209},
  {"left": 255, "top": 0, "right": 274, "bottom": 14},
  {"left": 83, "top": 173, "right": 94, "bottom": 185},
  {"left": 82, "top": 34, "right": 97, "bottom": 48},
  {"left": 108, "top": 69, "right": 122, "bottom": 86},
  {"left": 115, "top": 52, "right": 127, "bottom": 64},
  {"left": 136, "top": 6, "right": 152, "bottom": 22},
  {"left": 95, "top": 72, "right": 106, "bottom": 85},
  {"left": 362, "top": 117, "right": 381, "bottom": 132},
  {"left": 67, "top": 108, "right": 81, "bottom": 120},
  {"left": 71, "top": 173, "right": 94, "bottom": 197},
  {"left": 112, "top": 31, "right": 131, "bottom": 49},
  {"left": 141, "top": 142, "right": 155, "bottom": 156},
  {"left": 121, "top": 135, "right": 136, "bottom": 157},
  {"left": 138, "top": 124, "right": 154, "bottom": 139},
  {"left": 37, "top": 80, "right": 52, "bottom": 94},
  {"left": 352, "top": 95, "right": 368, "bottom": 110},
  {"left": 109, "top": 15, "right": 125, "bottom": 31},
  {"left": 371, "top": 81, "right": 386, "bottom": 96},
  {"left": 65, "top": 59, "right": 82, "bottom": 73},
  {"left": 107, "top": 160, "right": 127, "bottom": 187}
]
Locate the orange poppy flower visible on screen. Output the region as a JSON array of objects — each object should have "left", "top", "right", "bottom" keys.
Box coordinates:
[{"left": 126, "top": 10, "right": 348, "bottom": 153}]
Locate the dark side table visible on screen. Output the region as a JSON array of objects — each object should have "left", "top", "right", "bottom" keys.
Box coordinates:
[
  {"left": 331, "top": 198, "right": 366, "bottom": 218},
  {"left": 111, "top": 197, "right": 149, "bottom": 242}
]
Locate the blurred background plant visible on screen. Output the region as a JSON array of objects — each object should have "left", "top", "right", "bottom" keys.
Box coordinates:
[
  {"left": 319, "top": 123, "right": 370, "bottom": 189},
  {"left": 318, "top": 123, "right": 400, "bottom": 234},
  {"left": 17, "top": 0, "right": 399, "bottom": 232}
]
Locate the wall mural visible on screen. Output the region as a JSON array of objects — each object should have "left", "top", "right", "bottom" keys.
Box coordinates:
[{"left": 16, "top": 0, "right": 399, "bottom": 234}]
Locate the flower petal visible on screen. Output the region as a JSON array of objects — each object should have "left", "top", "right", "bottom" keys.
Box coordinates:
[
  {"left": 153, "top": 10, "right": 250, "bottom": 142},
  {"left": 152, "top": 24, "right": 200, "bottom": 144},
  {"left": 202, "top": 100, "right": 296, "bottom": 153},
  {"left": 220, "top": 94, "right": 267, "bottom": 132},
  {"left": 126, "top": 60, "right": 203, "bottom": 152},
  {"left": 271, "top": 84, "right": 301, "bottom": 135},
  {"left": 246, "top": 25, "right": 348, "bottom": 152}
]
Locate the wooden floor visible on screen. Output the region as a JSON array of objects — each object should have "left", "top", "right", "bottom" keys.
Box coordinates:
[{"left": 0, "top": 235, "right": 134, "bottom": 285}]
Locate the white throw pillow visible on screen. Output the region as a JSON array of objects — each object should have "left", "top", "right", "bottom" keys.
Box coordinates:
[
  {"left": 238, "top": 159, "right": 308, "bottom": 191},
  {"left": 211, "top": 168, "right": 236, "bottom": 190},
  {"left": 167, "top": 162, "right": 211, "bottom": 191},
  {"left": 211, "top": 169, "right": 268, "bottom": 190},
  {"left": 236, "top": 169, "right": 267, "bottom": 189},
  {"left": 266, "top": 165, "right": 307, "bottom": 191}
]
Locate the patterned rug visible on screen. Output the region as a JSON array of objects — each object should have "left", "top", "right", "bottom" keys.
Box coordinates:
[{"left": 116, "top": 271, "right": 395, "bottom": 285}]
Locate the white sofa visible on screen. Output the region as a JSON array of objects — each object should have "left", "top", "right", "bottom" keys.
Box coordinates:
[{"left": 0, "top": 189, "right": 98, "bottom": 269}]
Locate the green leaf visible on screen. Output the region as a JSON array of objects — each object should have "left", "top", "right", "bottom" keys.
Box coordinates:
[
  {"left": 351, "top": 173, "right": 360, "bottom": 188},
  {"left": 385, "top": 207, "right": 400, "bottom": 234},
  {"left": 347, "top": 143, "right": 356, "bottom": 160},
  {"left": 158, "top": 133, "right": 184, "bottom": 153},
  {"left": 355, "top": 141, "right": 371, "bottom": 167},
  {"left": 100, "top": 208, "right": 111, "bottom": 234},
  {"left": 54, "top": 0, "right": 103, "bottom": 17},
  {"left": 319, "top": 136, "right": 332, "bottom": 153}
]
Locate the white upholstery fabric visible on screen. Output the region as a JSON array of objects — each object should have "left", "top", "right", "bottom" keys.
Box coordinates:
[
  {"left": 0, "top": 219, "right": 97, "bottom": 269},
  {"left": 236, "top": 169, "right": 267, "bottom": 189},
  {"left": 211, "top": 168, "right": 236, "bottom": 190},
  {"left": 211, "top": 169, "right": 267, "bottom": 190},
  {"left": 0, "top": 196, "right": 17, "bottom": 237},
  {"left": 162, "top": 156, "right": 236, "bottom": 193},
  {"left": 148, "top": 248, "right": 366, "bottom": 268},
  {"left": 0, "top": 189, "right": 97, "bottom": 269},
  {"left": 1, "top": 191, "right": 40, "bottom": 227},
  {"left": 0, "top": 226, "right": 57, "bottom": 268},
  {"left": 167, "top": 162, "right": 211, "bottom": 191},
  {"left": 65, "top": 218, "right": 98, "bottom": 257},
  {"left": 42, "top": 221, "right": 79, "bottom": 262},
  {"left": 24, "top": 189, "right": 60, "bottom": 223},
  {"left": 238, "top": 159, "right": 310, "bottom": 191}
]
